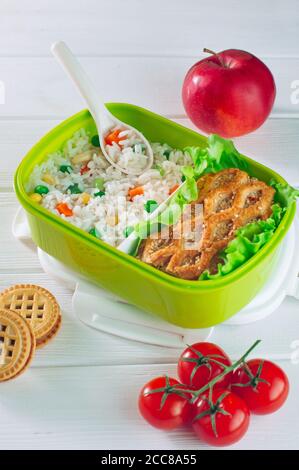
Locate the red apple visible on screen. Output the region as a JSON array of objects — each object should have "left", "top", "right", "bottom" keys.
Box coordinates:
[{"left": 182, "top": 48, "right": 276, "bottom": 138}]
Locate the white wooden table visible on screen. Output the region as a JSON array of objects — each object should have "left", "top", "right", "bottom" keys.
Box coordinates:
[{"left": 0, "top": 0, "right": 299, "bottom": 450}]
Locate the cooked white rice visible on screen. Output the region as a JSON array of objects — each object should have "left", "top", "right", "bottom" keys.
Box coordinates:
[
  {"left": 27, "top": 128, "right": 192, "bottom": 247},
  {"left": 105, "top": 126, "right": 148, "bottom": 173}
]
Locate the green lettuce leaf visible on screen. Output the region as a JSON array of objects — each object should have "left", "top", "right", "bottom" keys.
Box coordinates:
[
  {"left": 200, "top": 204, "right": 286, "bottom": 280},
  {"left": 185, "top": 134, "right": 248, "bottom": 179},
  {"left": 134, "top": 134, "right": 245, "bottom": 239},
  {"left": 270, "top": 180, "right": 299, "bottom": 207},
  {"left": 177, "top": 167, "right": 198, "bottom": 206},
  {"left": 134, "top": 167, "right": 199, "bottom": 240}
]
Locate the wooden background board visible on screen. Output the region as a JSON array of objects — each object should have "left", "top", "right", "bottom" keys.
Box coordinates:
[
  {"left": 0, "top": 362, "right": 298, "bottom": 450},
  {"left": 0, "top": 0, "right": 298, "bottom": 450},
  {"left": 0, "top": 0, "right": 298, "bottom": 57},
  {"left": 0, "top": 56, "right": 298, "bottom": 117}
]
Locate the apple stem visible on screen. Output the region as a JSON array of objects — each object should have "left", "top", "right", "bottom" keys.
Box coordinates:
[
  {"left": 203, "top": 48, "right": 218, "bottom": 56},
  {"left": 203, "top": 48, "right": 226, "bottom": 67}
]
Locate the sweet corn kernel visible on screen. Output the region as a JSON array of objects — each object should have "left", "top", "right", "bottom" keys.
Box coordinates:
[
  {"left": 42, "top": 173, "right": 56, "bottom": 185},
  {"left": 71, "top": 151, "right": 92, "bottom": 165},
  {"left": 29, "top": 193, "right": 42, "bottom": 203},
  {"left": 106, "top": 214, "right": 119, "bottom": 226},
  {"left": 81, "top": 192, "right": 91, "bottom": 205}
]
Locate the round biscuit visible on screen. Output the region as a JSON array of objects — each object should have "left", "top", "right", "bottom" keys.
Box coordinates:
[
  {"left": 0, "top": 308, "right": 35, "bottom": 382},
  {"left": 0, "top": 285, "right": 61, "bottom": 348}
]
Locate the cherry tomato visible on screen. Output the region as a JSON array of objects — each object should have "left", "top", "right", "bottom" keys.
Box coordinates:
[
  {"left": 192, "top": 388, "right": 250, "bottom": 446},
  {"left": 178, "top": 342, "right": 232, "bottom": 390},
  {"left": 231, "top": 359, "right": 289, "bottom": 415},
  {"left": 138, "top": 376, "right": 193, "bottom": 430}
]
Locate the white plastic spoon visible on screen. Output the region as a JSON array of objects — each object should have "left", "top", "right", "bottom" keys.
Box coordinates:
[{"left": 51, "top": 41, "right": 153, "bottom": 175}]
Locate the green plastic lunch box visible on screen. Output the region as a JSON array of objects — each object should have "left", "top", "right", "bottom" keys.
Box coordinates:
[{"left": 14, "top": 103, "right": 296, "bottom": 328}]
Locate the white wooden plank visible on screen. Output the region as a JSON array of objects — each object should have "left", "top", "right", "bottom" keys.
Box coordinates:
[
  {"left": 0, "top": 193, "right": 42, "bottom": 272},
  {"left": 1, "top": 118, "right": 298, "bottom": 191},
  {"left": 0, "top": 0, "right": 298, "bottom": 57},
  {"left": 0, "top": 361, "right": 298, "bottom": 450},
  {"left": 0, "top": 57, "right": 298, "bottom": 118},
  {"left": 0, "top": 267, "right": 298, "bottom": 368},
  {"left": 0, "top": 120, "right": 60, "bottom": 189}
]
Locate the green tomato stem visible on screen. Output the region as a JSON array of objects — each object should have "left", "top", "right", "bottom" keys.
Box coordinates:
[{"left": 177, "top": 339, "right": 262, "bottom": 402}]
